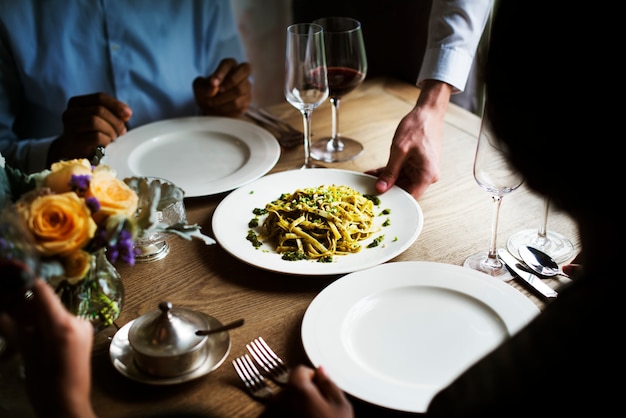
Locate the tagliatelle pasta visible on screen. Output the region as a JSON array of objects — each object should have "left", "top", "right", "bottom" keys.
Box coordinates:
[{"left": 258, "top": 184, "right": 380, "bottom": 260}]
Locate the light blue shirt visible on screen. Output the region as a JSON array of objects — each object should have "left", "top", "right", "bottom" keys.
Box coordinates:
[
  {"left": 0, "top": 0, "right": 246, "bottom": 173},
  {"left": 418, "top": 0, "right": 493, "bottom": 93}
]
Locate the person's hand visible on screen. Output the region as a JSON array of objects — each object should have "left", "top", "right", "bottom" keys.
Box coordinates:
[
  {"left": 48, "top": 92, "right": 132, "bottom": 166},
  {"left": 1, "top": 271, "right": 96, "bottom": 418},
  {"left": 193, "top": 58, "right": 252, "bottom": 117},
  {"left": 365, "top": 80, "right": 452, "bottom": 200},
  {"left": 261, "top": 365, "right": 353, "bottom": 418}
]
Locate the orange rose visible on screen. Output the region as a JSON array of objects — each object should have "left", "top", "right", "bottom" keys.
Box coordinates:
[
  {"left": 62, "top": 250, "right": 93, "bottom": 283},
  {"left": 87, "top": 166, "right": 139, "bottom": 222},
  {"left": 45, "top": 159, "right": 93, "bottom": 193},
  {"left": 18, "top": 192, "right": 97, "bottom": 257}
]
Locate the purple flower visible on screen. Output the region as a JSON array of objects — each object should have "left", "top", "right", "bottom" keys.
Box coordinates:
[
  {"left": 106, "top": 247, "right": 120, "bottom": 263},
  {"left": 104, "top": 228, "right": 135, "bottom": 266},
  {"left": 69, "top": 174, "right": 91, "bottom": 194},
  {"left": 93, "top": 228, "right": 108, "bottom": 250},
  {"left": 0, "top": 237, "right": 16, "bottom": 260},
  {"left": 0, "top": 237, "right": 11, "bottom": 251},
  {"left": 121, "top": 247, "right": 136, "bottom": 266},
  {"left": 116, "top": 229, "right": 136, "bottom": 265},
  {"left": 118, "top": 229, "right": 133, "bottom": 248},
  {"left": 85, "top": 197, "right": 100, "bottom": 213}
]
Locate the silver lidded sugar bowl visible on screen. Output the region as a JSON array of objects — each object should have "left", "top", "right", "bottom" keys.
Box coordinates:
[{"left": 128, "top": 301, "right": 211, "bottom": 378}]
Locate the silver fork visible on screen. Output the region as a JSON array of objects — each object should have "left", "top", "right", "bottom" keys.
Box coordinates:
[
  {"left": 245, "top": 106, "right": 302, "bottom": 148},
  {"left": 232, "top": 354, "right": 274, "bottom": 400},
  {"left": 246, "top": 337, "right": 290, "bottom": 385},
  {"left": 255, "top": 106, "right": 301, "bottom": 136}
]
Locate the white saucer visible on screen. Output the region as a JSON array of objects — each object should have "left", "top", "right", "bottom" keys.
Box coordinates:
[{"left": 109, "top": 314, "right": 230, "bottom": 385}]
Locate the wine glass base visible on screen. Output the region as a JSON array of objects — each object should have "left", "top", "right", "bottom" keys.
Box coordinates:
[
  {"left": 507, "top": 229, "right": 575, "bottom": 264},
  {"left": 301, "top": 161, "right": 328, "bottom": 169},
  {"left": 310, "top": 136, "right": 363, "bottom": 163},
  {"left": 463, "top": 251, "right": 514, "bottom": 281},
  {"left": 134, "top": 241, "right": 170, "bottom": 263}
]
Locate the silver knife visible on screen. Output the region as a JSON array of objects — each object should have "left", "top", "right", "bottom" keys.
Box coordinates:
[{"left": 498, "top": 249, "right": 558, "bottom": 298}]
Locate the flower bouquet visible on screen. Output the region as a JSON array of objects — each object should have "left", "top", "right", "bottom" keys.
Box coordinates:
[{"left": 0, "top": 154, "right": 215, "bottom": 331}]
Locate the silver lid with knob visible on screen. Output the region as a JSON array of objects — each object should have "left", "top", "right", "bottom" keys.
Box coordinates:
[{"left": 128, "top": 301, "right": 211, "bottom": 377}]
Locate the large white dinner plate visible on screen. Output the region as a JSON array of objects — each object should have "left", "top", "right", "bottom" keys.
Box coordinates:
[
  {"left": 101, "top": 116, "right": 280, "bottom": 197},
  {"left": 301, "top": 261, "right": 540, "bottom": 413},
  {"left": 212, "top": 169, "right": 423, "bottom": 276}
]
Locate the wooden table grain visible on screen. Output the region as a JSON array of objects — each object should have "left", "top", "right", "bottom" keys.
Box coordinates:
[{"left": 1, "top": 77, "right": 580, "bottom": 418}]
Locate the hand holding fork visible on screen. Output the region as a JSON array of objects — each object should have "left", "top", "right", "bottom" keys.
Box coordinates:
[{"left": 232, "top": 354, "right": 274, "bottom": 400}]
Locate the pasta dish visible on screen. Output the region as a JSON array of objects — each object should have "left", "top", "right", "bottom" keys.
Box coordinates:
[{"left": 255, "top": 184, "right": 382, "bottom": 261}]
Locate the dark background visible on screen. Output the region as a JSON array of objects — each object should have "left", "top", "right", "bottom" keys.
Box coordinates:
[{"left": 291, "top": 0, "right": 433, "bottom": 84}]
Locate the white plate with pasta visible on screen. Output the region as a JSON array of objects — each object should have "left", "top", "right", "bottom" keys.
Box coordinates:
[{"left": 212, "top": 169, "right": 423, "bottom": 276}]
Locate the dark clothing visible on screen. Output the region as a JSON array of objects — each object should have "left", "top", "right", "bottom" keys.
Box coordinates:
[{"left": 426, "top": 273, "right": 616, "bottom": 416}]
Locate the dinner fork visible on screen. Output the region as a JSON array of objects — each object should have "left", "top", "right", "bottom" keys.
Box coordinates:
[
  {"left": 232, "top": 354, "right": 274, "bottom": 400},
  {"left": 246, "top": 337, "right": 290, "bottom": 385},
  {"left": 245, "top": 106, "right": 302, "bottom": 148},
  {"left": 255, "top": 106, "right": 302, "bottom": 136}
]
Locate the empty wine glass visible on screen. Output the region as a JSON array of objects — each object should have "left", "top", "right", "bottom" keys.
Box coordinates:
[
  {"left": 506, "top": 198, "right": 575, "bottom": 264},
  {"left": 284, "top": 23, "right": 329, "bottom": 169},
  {"left": 310, "top": 17, "right": 367, "bottom": 163},
  {"left": 463, "top": 109, "right": 524, "bottom": 280}
]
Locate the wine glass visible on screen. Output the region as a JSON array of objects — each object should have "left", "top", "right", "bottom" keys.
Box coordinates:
[
  {"left": 309, "top": 17, "right": 367, "bottom": 163},
  {"left": 506, "top": 198, "right": 575, "bottom": 264},
  {"left": 284, "top": 23, "right": 329, "bottom": 169},
  {"left": 463, "top": 110, "right": 524, "bottom": 280}
]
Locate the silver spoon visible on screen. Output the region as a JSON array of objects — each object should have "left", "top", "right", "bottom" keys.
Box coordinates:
[
  {"left": 195, "top": 318, "right": 245, "bottom": 336},
  {"left": 518, "top": 245, "right": 570, "bottom": 279}
]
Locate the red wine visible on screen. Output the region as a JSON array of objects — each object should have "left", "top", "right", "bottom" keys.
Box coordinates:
[{"left": 327, "top": 67, "right": 365, "bottom": 97}]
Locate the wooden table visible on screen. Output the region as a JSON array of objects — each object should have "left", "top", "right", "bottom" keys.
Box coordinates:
[{"left": 1, "top": 77, "right": 580, "bottom": 418}]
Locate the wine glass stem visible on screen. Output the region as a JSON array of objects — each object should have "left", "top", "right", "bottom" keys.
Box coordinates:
[
  {"left": 301, "top": 109, "right": 313, "bottom": 168},
  {"left": 536, "top": 198, "right": 550, "bottom": 240},
  {"left": 330, "top": 97, "right": 343, "bottom": 149},
  {"left": 487, "top": 195, "right": 503, "bottom": 267}
]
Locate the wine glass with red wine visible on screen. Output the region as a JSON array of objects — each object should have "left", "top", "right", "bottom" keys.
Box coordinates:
[{"left": 310, "top": 17, "right": 367, "bottom": 163}]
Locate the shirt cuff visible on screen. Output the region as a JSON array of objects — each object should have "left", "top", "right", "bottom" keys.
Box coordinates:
[{"left": 417, "top": 47, "right": 476, "bottom": 94}]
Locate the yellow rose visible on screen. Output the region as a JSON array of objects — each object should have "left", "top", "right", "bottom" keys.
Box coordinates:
[
  {"left": 18, "top": 192, "right": 97, "bottom": 257},
  {"left": 87, "top": 167, "right": 139, "bottom": 222},
  {"left": 62, "top": 250, "right": 93, "bottom": 284},
  {"left": 45, "top": 159, "right": 93, "bottom": 193}
]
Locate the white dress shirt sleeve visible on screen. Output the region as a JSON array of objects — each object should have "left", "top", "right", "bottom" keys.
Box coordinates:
[{"left": 417, "top": 0, "right": 493, "bottom": 93}]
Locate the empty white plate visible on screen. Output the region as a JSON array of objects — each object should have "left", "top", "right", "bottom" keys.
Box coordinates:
[
  {"left": 301, "top": 261, "right": 539, "bottom": 412},
  {"left": 101, "top": 116, "right": 280, "bottom": 197}
]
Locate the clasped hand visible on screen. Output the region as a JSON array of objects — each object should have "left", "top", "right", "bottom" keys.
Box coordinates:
[{"left": 48, "top": 58, "right": 251, "bottom": 165}]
